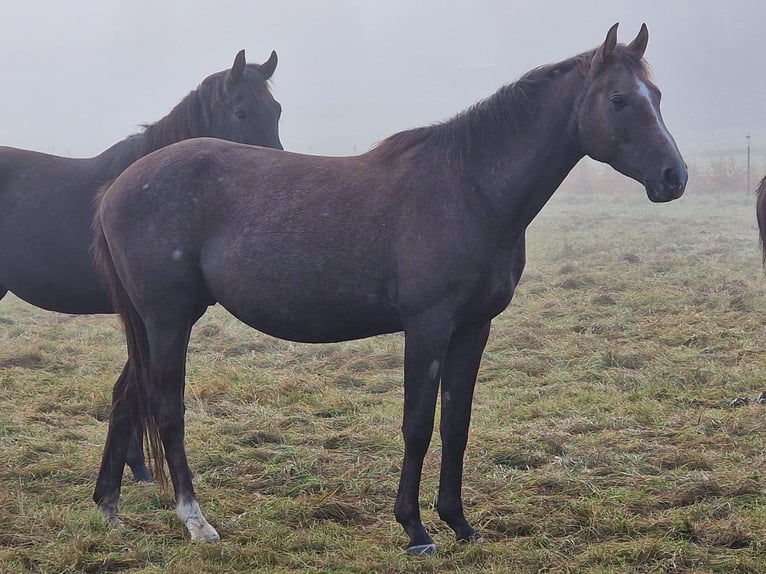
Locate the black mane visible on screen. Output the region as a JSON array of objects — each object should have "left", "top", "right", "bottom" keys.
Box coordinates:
[{"left": 371, "top": 47, "right": 648, "bottom": 167}]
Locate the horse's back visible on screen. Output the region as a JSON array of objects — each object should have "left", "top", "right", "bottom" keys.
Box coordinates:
[
  {"left": 102, "top": 137, "right": 389, "bottom": 218},
  {"left": 0, "top": 146, "right": 96, "bottom": 195},
  {"left": 99, "top": 138, "right": 404, "bottom": 337},
  {"left": 0, "top": 146, "right": 50, "bottom": 192}
]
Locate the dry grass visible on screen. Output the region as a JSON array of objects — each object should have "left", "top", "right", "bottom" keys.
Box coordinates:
[{"left": 3, "top": 189, "right": 766, "bottom": 572}]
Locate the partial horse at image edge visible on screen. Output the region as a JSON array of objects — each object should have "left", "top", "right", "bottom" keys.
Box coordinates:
[
  {"left": 0, "top": 49, "right": 283, "bottom": 484},
  {"left": 0, "top": 49, "right": 282, "bottom": 315},
  {"left": 756, "top": 175, "right": 766, "bottom": 264}
]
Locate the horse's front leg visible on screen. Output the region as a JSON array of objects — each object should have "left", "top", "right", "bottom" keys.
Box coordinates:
[
  {"left": 394, "top": 321, "right": 452, "bottom": 555},
  {"left": 436, "top": 322, "right": 491, "bottom": 544}
]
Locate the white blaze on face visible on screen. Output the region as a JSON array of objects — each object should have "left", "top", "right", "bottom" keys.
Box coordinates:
[{"left": 635, "top": 77, "right": 676, "bottom": 150}]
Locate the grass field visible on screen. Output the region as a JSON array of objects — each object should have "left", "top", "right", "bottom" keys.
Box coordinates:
[{"left": 2, "top": 184, "right": 766, "bottom": 573}]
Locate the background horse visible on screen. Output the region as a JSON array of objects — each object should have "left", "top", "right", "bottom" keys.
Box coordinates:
[
  {"left": 94, "top": 24, "right": 686, "bottom": 554},
  {"left": 756, "top": 176, "right": 766, "bottom": 262},
  {"left": 0, "top": 49, "right": 283, "bottom": 482}
]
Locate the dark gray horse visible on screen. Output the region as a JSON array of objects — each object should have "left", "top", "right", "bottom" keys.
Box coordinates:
[
  {"left": 94, "top": 25, "right": 686, "bottom": 554},
  {"left": 0, "top": 50, "right": 283, "bottom": 482}
]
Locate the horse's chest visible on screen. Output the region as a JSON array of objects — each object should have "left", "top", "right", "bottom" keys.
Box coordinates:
[
  {"left": 474, "top": 268, "right": 517, "bottom": 316},
  {"left": 435, "top": 259, "right": 519, "bottom": 326}
]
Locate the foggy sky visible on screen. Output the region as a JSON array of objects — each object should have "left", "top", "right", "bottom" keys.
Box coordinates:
[{"left": 1, "top": 1, "right": 762, "bottom": 161}]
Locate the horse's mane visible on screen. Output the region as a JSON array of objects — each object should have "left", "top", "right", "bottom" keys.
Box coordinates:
[
  {"left": 139, "top": 65, "right": 273, "bottom": 155},
  {"left": 370, "top": 46, "right": 648, "bottom": 167}
]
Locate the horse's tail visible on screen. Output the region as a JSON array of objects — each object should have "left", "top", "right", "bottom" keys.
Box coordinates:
[
  {"left": 93, "top": 209, "right": 168, "bottom": 488},
  {"left": 757, "top": 176, "right": 766, "bottom": 267}
]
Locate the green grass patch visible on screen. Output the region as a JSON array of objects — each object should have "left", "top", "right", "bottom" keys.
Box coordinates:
[{"left": 3, "top": 190, "right": 766, "bottom": 571}]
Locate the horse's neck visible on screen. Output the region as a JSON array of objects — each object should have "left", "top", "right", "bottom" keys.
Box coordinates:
[
  {"left": 93, "top": 135, "right": 146, "bottom": 178},
  {"left": 140, "top": 93, "right": 208, "bottom": 155},
  {"left": 96, "top": 93, "right": 209, "bottom": 174},
  {"left": 472, "top": 69, "right": 585, "bottom": 235}
]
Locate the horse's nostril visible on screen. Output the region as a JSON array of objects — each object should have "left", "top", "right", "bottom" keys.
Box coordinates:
[{"left": 662, "top": 167, "right": 685, "bottom": 191}]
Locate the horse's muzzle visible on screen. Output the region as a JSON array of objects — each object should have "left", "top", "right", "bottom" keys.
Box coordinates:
[{"left": 646, "top": 163, "right": 688, "bottom": 202}]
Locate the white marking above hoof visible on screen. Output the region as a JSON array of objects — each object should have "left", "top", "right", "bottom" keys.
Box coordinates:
[
  {"left": 98, "top": 504, "right": 125, "bottom": 532},
  {"left": 177, "top": 499, "right": 220, "bottom": 542},
  {"left": 98, "top": 507, "right": 125, "bottom": 532}
]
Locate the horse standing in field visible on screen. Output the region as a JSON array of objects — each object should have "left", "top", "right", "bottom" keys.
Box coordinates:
[
  {"left": 94, "top": 24, "right": 686, "bottom": 554},
  {"left": 0, "top": 50, "right": 283, "bottom": 483},
  {"left": 756, "top": 176, "right": 766, "bottom": 261}
]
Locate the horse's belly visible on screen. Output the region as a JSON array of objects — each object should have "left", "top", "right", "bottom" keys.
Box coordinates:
[
  {"left": 222, "top": 297, "right": 402, "bottom": 344},
  {"left": 0, "top": 239, "right": 112, "bottom": 313}
]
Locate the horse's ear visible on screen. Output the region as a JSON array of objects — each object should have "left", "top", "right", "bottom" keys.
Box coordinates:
[
  {"left": 231, "top": 49, "right": 246, "bottom": 82},
  {"left": 260, "top": 51, "right": 278, "bottom": 80},
  {"left": 591, "top": 22, "right": 619, "bottom": 75},
  {"left": 627, "top": 23, "right": 649, "bottom": 59}
]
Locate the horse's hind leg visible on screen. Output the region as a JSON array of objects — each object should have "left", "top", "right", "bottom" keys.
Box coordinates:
[
  {"left": 93, "top": 360, "right": 139, "bottom": 529},
  {"left": 122, "top": 410, "right": 152, "bottom": 483},
  {"left": 126, "top": 430, "right": 152, "bottom": 483},
  {"left": 113, "top": 359, "right": 153, "bottom": 484},
  {"left": 144, "top": 312, "right": 219, "bottom": 542}
]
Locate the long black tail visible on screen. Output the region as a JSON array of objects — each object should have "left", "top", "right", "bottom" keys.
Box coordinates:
[
  {"left": 757, "top": 176, "right": 766, "bottom": 266},
  {"left": 93, "top": 210, "right": 168, "bottom": 488}
]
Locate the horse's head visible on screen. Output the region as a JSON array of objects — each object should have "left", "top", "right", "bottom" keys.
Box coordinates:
[
  {"left": 577, "top": 24, "right": 686, "bottom": 202},
  {"left": 209, "top": 50, "right": 283, "bottom": 150}
]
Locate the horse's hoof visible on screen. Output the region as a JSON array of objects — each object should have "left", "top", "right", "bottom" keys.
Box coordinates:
[
  {"left": 406, "top": 543, "right": 437, "bottom": 556},
  {"left": 99, "top": 511, "right": 125, "bottom": 532},
  {"left": 458, "top": 532, "right": 486, "bottom": 544},
  {"left": 130, "top": 468, "right": 154, "bottom": 483},
  {"left": 131, "top": 471, "right": 155, "bottom": 484},
  {"left": 190, "top": 530, "right": 221, "bottom": 542},
  {"left": 187, "top": 519, "right": 220, "bottom": 542},
  {"left": 98, "top": 500, "right": 125, "bottom": 531}
]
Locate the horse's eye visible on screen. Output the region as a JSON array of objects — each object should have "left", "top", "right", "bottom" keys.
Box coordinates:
[
  {"left": 234, "top": 109, "right": 247, "bottom": 120},
  {"left": 610, "top": 94, "right": 627, "bottom": 110}
]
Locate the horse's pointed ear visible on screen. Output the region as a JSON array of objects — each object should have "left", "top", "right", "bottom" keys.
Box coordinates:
[
  {"left": 591, "top": 22, "right": 619, "bottom": 75},
  {"left": 627, "top": 23, "right": 649, "bottom": 59},
  {"left": 231, "top": 49, "right": 246, "bottom": 82},
  {"left": 260, "top": 51, "right": 278, "bottom": 80}
]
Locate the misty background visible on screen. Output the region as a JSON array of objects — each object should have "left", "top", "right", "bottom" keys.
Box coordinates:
[{"left": 1, "top": 0, "right": 762, "bottom": 171}]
